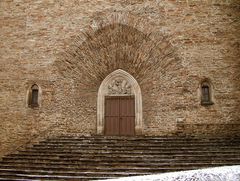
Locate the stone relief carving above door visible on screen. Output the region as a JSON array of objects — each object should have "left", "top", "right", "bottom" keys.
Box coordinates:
[{"left": 107, "top": 78, "right": 132, "bottom": 95}]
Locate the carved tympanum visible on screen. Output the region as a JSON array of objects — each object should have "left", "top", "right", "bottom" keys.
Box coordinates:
[{"left": 108, "top": 78, "right": 131, "bottom": 95}]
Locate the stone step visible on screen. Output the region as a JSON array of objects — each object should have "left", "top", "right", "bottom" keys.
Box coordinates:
[
  {"left": 0, "top": 165, "right": 228, "bottom": 177},
  {"left": 1, "top": 160, "right": 238, "bottom": 167},
  {"left": 0, "top": 164, "right": 217, "bottom": 173},
  {"left": 41, "top": 140, "right": 240, "bottom": 145},
  {"left": 0, "top": 160, "right": 237, "bottom": 168},
  {"left": 0, "top": 164, "right": 191, "bottom": 170},
  {"left": 0, "top": 162, "right": 210, "bottom": 171},
  {"left": 10, "top": 151, "right": 240, "bottom": 159},
  {"left": 3, "top": 155, "right": 240, "bottom": 163},
  {"left": 0, "top": 172, "right": 116, "bottom": 180},
  {"left": 27, "top": 146, "right": 240, "bottom": 153},
  {"left": 41, "top": 136, "right": 240, "bottom": 141},
  {"left": 32, "top": 143, "right": 240, "bottom": 149},
  {"left": 39, "top": 148, "right": 239, "bottom": 153},
  {"left": 23, "top": 148, "right": 240, "bottom": 154},
  {"left": 5, "top": 153, "right": 240, "bottom": 160},
  {"left": 0, "top": 169, "right": 147, "bottom": 177},
  {"left": 52, "top": 136, "right": 240, "bottom": 140},
  {"left": 29, "top": 147, "right": 240, "bottom": 153}
]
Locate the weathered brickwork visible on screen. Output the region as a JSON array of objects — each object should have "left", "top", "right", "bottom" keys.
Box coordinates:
[{"left": 0, "top": 0, "right": 239, "bottom": 157}]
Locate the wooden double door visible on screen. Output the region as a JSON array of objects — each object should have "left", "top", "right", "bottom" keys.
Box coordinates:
[{"left": 105, "top": 96, "right": 135, "bottom": 136}]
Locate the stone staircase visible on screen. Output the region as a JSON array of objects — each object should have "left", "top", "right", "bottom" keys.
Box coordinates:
[{"left": 0, "top": 136, "right": 240, "bottom": 180}]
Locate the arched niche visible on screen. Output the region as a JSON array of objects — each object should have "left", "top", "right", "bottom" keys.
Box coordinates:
[
  {"left": 97, "top": 69, "right": 143, "bottom": 135},
  {"left": 26, "top": 83, "right": 42, "bottom": 108}
]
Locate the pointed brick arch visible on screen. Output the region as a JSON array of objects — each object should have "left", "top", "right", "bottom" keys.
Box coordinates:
[{"left": 97, "top": 69, "right": 143, "bottom": 135}]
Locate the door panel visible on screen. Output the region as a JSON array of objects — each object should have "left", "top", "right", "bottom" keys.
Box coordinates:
[
  {"left": 105, "top": 97, "right": 119, "bottom": 135},
  {"left": 105, "top": 117, "right": 119, "bottom": 136},
  {"left": 119, "top": 97, "right": 135, "bottom": 135},
  {"left": 120, "top": 97, "right": 135, "bottom": 116},
  {"left": 105, "top": 96, "right": 135, "bottom": 136},
  {"left": 105, "top": 98, "right": 119, "bottom": 117},
  {"left": 119, "top": 117, "right": 135, "bottom": 136}
]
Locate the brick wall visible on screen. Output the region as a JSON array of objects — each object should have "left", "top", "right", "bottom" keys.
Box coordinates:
[{"left": 0, "top": 0, "right": 239, "bottom": 157}]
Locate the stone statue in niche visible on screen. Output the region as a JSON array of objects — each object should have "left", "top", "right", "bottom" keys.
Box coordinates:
[{"left": 108, "top": 78, "right": 131, "bottom": 95}]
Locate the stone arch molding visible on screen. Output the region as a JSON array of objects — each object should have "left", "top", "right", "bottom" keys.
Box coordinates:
[{"left": 97, "top": 69, "right": 143, "bottom": 135}]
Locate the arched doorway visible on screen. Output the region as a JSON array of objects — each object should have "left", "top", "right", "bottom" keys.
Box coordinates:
[{"left": 97, "top": 69, "right": 143, "bottom": 135}]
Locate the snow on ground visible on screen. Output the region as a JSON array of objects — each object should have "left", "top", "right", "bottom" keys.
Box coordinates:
[{"left": 102, "top": 166, "right": 240, "bottom": 181}]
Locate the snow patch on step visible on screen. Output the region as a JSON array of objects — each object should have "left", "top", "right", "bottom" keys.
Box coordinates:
[{"left": 101, "top": 165, "right": 240, "bottom": 181}]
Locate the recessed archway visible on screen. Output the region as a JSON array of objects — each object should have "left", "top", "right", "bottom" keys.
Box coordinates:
[{"left": 97, "top": 69, "right": 143, "bottom": 135}]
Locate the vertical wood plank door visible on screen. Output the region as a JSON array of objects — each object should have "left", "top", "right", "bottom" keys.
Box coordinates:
[
  {"left": 119, "top": 96, "right": 135, "bottom": 136},
  {"left": 105, "top": 97, "right": 120, "bottom": 136},
  {"left": 105, "top": 96, "right": 135, "bottom": 136}
]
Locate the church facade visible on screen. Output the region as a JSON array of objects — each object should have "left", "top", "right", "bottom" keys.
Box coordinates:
[{"left": 0, "top": 0, "right": 239, "bottom": 157}]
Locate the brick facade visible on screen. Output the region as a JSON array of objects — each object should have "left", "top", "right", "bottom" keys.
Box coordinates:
[{"left": 0, "top": 0, "right": 239, "bottom": 157}]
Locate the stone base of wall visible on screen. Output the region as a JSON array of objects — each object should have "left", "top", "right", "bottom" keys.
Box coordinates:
[{"left": 177, "top": 123, "right": 240, "bottom": 137}]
